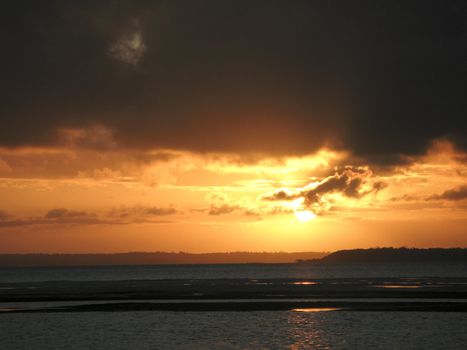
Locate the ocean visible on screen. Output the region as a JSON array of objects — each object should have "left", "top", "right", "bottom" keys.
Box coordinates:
[
  {"left": 1, "top": 263, "right": 467, "bottom": 349},
  {"left": 2, "top": 261, "right": 467, "bottom": 283}
]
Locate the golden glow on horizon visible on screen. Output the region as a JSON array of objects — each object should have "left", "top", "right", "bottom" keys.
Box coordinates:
[{"left": 0, "top": 140, "right": 466, "bottom": 253}]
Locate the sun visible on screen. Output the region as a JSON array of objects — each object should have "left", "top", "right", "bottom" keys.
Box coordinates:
[
  {"left": 294, "top": 209, "right": 316, "bottom": 222},
  {"left": 283, "top": 197, "right": 317, "bottom": 222}
]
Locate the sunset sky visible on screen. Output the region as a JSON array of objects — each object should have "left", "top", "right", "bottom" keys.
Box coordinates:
[{"left": 1, "top": 1, "right": 466, "bottom": 253}]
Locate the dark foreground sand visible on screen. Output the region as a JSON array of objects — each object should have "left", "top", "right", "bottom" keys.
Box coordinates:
[{"left": 1, "top": 277, "right": 467, "bottom": 313}]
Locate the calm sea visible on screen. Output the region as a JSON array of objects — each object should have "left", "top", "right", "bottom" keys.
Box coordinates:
[
  {"left": 1, "top": 263, "right": 467, "bottom": 349},
  {"left": 1, "top": 262, "right": 467, "bottom": 283},
  {"left": 1, "top": 310, "right": 466, "bottom": 349}
]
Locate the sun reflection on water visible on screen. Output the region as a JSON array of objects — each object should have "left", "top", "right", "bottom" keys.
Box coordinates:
[{"left": 287, "top": 310, "right": 332, "bottom": 349}]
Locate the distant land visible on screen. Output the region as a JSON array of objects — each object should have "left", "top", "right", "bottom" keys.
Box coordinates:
[
  {"left": 1, "top": 248, "right": 467, "bottom": 267},
  {"left": 302, "top": 248, "right": 467, "bottom": 264},
  {"left": 0, "top": 251, "right": 328, "bottom": 267}
]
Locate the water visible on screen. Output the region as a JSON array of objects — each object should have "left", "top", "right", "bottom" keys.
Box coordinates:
[
  {"left": 1, "top": 262, "right": 467, "bottom": 283},
  {"left": 1, "top": 263, "right": 467, "bottom": 349},
  {"left": 1, "top": 310, "right": 466, "bottom": 349}
]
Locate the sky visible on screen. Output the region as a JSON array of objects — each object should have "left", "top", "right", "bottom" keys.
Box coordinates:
[{"left": 0, "top": 1, "right": 466, "bottom": 253}]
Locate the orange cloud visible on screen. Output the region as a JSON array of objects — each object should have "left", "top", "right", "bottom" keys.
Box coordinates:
[
  {"left": 263, "top": 167, "right": 387, "bottom": 215},
  {"left": 428, "top": 186, "right": 467, "bottom": 201}
]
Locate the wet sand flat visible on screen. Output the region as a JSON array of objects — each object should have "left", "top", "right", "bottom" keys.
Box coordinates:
[
  {"left": 1, "top": 277, "right": 467, "bottom": 302},
  {"left": 1, "top": 277, "right": 467, "bottom": 313}
]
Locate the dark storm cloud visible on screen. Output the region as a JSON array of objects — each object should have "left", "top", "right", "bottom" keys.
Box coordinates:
[
  {"left": 1, "top": 1, "right": 466, "bottom": 161},
  {"left": 428, "top": 185, "right": 467, "bottom": 201}
]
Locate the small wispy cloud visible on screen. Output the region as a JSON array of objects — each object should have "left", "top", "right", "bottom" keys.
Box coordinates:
[
  {"left": 109, "top": 205, "right": 178, "bottom": 219},
  {"left": 0, "top": 205, "right": 179, "bottom": 228},
  {"left": 109, "top": 21, "right": 146, "bottom": 65},
  {"left": 0, "top": 158, "right": 12, "bottom": 174},
  {"left": 0, "top": 208, "right": 101, "bottom": 227}
]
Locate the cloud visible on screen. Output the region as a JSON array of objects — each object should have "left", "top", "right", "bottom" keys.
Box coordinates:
[
  {"left": 203, "top": 192, "right": 258, "bottom": 217},
  {"left": 42, "top": 208, "right": 100, "bottom": 225},
  {"left": 0, "top": 158, "right": 12, "bottom": 174},
  {"left": 109, "top": 20, "right": 146, "bottom": 65},
  {"left": 0, "top": 211, "right": 28, "bottom": 228},
  {"left": 0, "top": 146, "right": 182, "bottom": 181},
  {"left": 145, "top": 207, "right": 178, "bottom": 215},
  {"left": 428, "top": 185, "right": 467, "bottom": 201},
  {"left": 45, "top": 208, "right": 91, "bottom": 219},
  {"left": 372, "top": 181, "right": 388, "bottom": 192},
  {"left": 108, "top": 206, "right": 179, "bottom": 222},
  {"left": 1, "top": 2, "right": 466, "bottom": 162},
  {"left": 390, "top": 194, "right": 421, "bottom": 202},
  {"left": 0, "top": 209, "right": 101, "bottom": 227},
  {"left": 262, "top": 189, "right": 296, "bottom": 201},
  {"left": 263, "top": 167, "right": 387, "bottom": 215},
  {"left": 0, "top": 220, "right": 26, "bottom": 228},
  {"left": 109, "top": 206, "right": 178, "bottom": 217},
  {"left": 58, "top": 126, "right": 117, "bottom": 150},
  {"left": 0, "top": 205, "right": 179, "bottom": 228},
  {"left": 0, "top": 210, "right": 10, "bottom": 221},
  {"left": 208, "top": 204, "right": 239, "bottom": 216}
]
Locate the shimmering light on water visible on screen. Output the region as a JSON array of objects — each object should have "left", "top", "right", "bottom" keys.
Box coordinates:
[
  {"left": 292, "top": 308, "right": 341, "bottom": 312},
  {"left": 1, "top": 311, "right": 466, "bottom": 349}
]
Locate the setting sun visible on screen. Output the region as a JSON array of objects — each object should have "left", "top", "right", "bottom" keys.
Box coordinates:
[{"left": 294, "top": 210, "right": 316, "bottom": 222}]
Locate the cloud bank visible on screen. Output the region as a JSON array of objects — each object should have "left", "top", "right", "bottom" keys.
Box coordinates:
[{"left": 1, "top": 1, "right": 466, "bottom": 163}]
